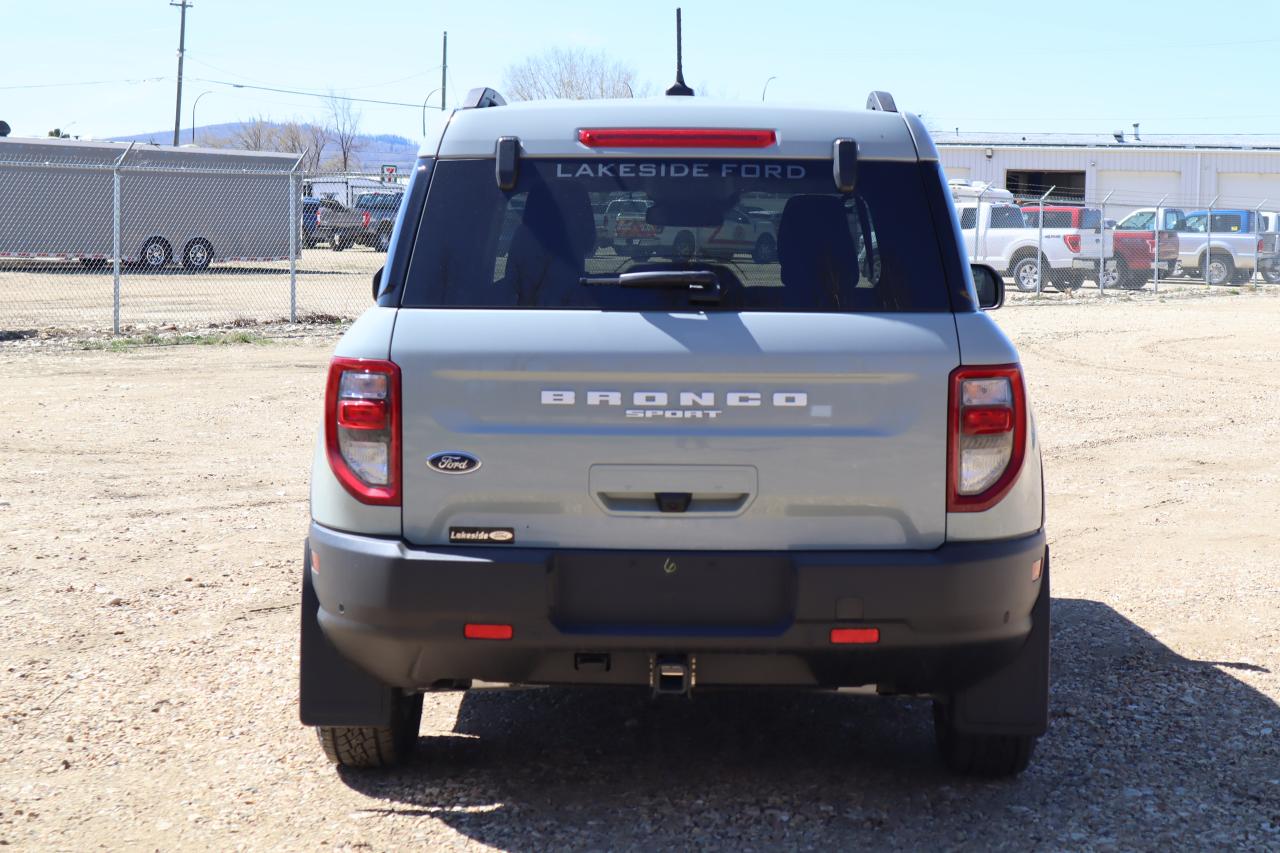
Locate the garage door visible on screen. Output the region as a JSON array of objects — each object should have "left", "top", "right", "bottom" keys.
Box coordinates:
[
  {"left": 1096, "top": 170, "right": 1181, "bottom": 219},
  {"left": 1217, "top": 173, "right": 1280, "bottom": 211},
  {"left": 943, "top": 165, "right": 970, "bottom": 181}
]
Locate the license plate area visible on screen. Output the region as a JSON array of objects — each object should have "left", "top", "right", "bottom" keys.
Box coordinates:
[{"left": 550, "top": 551, "right": 795, "bottom": 633}]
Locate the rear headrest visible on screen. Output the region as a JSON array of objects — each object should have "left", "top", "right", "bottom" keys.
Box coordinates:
[
  {"left": 777, "top": 195, "right": 859, "bottom": 305},
  {"left": 521, "top": 181, "right": 596, "bottom": 259}
]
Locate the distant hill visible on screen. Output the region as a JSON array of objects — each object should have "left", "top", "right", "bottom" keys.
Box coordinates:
[{"left": 110, "top": 123, "right": 420, "bottom": 174}]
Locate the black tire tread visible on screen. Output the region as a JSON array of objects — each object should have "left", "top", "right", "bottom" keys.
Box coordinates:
[
  {"left": 317, "top": 725, "right": 401, "bottom": 767},
  {"left": 934, "top": 701, "right": 1037, "bottom": 777}
]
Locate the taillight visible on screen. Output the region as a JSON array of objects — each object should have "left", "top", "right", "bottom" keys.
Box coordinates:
[
  {"left": 947, "top": 365, "right": 1027, "bottom": 512},
  {"left": 361, "top": 211, "right": 371, "bottom": 229},
  {"left": 325, "top": 357, "right": 400, "bottom": 505},
  {"left": 1259, "top": 239, "right": 1266, "bottom": 253},
  {"left": 1063, "top": 234, "right": 1082, "bottom": 253},
  {"left": 315, "top": 210, "right": 322, "bottom": 225},
  {"left": 1146, "top": 239, "right": 1156, "bottom": 253},
  {"left": 577, "top": 128, "right": 777, "bottom": 148}
]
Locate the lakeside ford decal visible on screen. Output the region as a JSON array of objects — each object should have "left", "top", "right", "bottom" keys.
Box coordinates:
[
  {"left": 541, "top": 390, "right": 823, "bottom": 420},
  {"left": 556, "top": 163, "right": 807, "bottom": 179}
]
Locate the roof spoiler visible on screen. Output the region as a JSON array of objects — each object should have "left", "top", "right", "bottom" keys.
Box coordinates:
[
  {"left": 462, "top": 87, "right": 507, "bottom": 110},
  {"left": 866, "top": 91, "right": 898, "bottom": 113}
]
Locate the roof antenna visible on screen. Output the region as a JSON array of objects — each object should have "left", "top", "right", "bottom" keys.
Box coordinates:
[{"left": 665, "top": 8, "right": 694, "bottom": 96}]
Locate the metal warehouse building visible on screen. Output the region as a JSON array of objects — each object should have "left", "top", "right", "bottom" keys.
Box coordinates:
[{"left": 935, "top": 130, "right": 1280, "bottom": 217}]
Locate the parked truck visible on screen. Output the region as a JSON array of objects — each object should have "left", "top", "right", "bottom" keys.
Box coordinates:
[
  {"left": 955, "top": 200, "right": 1113, "bottom": 292},
  {"left": 1110, "top": 209, "right": 1181, "bottom": 289},
  {"left": 1259, "top": 212, "right": 1280, "bottom": 283},
  {"left": 1172, "top": 209, "right": 1266, "bottom": 285},
  {"left": 0, "top": 137, "right": 299, "bottom": 270}
]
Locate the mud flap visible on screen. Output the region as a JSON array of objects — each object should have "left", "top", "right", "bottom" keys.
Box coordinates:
[
  {"left": 298, "top": 540, "right": 396, "bottom": 727},
  {"left": 949, "top": 546, "right": 1050, "bottom": 736}
]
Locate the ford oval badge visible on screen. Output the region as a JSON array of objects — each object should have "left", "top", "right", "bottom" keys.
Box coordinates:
[{"left": 426, "top": 452, "right": 482, "bottom": 474}]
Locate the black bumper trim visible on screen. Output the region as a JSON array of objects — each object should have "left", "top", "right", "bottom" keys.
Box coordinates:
[{"left": 305, "top": 523, "right": 1046, "bottom": 693}]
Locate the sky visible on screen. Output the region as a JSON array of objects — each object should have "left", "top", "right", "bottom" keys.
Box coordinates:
[{"left": 5, "top": 0, "right": 1280, "bottom": 146}]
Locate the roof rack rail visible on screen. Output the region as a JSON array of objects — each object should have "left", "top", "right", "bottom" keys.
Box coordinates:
[
  {"left": 461, "top": 87, "right": 507, "bottom": 110},
  {"left": 866, "top": 91, "right": 898, "bottom": 113}
]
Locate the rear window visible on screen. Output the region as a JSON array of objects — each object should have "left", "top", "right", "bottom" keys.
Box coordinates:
[
  {"left": 1023, "top": 210, "right": 1074, "bottom": 229},
  {"left": 402, "top": 158, "right": 954, "bottom": 312}
]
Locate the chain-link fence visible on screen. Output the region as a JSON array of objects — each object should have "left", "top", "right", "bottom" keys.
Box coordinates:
[
  {"left": 952, "top": 178, "right": 1280, "bottom": 297},
  {"left": 4, "top": 137, "right": 1280, "bottom": 337},
  {"left": 0, "top": 137, "right": 403, "bottom": 335}
]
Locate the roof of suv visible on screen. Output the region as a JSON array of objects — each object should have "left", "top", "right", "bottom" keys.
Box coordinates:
[{"left": 423, "top": 97, "right": 935, "bottom": 163}]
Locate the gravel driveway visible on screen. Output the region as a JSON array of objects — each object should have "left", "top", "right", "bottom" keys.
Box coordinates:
[{"left": 1, "top": 291, "right": 1277, "bottom": 850}]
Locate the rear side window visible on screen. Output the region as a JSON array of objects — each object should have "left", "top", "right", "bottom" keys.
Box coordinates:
[
  {"left": 1024, "top": 210, "right": 1073, "bottom": 228},
  {"left": 988, "top": 207, "right": 1026, "bottom": 229},
  {"left": 403, "top": 158, "right": 955, "bottom": 312}
]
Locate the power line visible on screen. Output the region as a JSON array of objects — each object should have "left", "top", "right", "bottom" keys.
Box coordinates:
[
  {"left": 192, "top": 77, "right": 434, "bottom": 109},
  {"left": 0, "top": 77, "right": 168, "bottom": 91}
]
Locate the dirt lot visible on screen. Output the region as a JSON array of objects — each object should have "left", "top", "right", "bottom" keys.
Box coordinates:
[{"left": 1, "top": 291, "right": 1277, "bottom": 850}]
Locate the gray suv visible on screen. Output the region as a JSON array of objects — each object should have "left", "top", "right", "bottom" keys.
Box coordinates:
[{"left": 300, "top": 87, "right": 1049, "bottom": 777}]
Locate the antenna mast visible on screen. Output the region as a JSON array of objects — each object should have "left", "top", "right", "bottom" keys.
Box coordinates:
[{"left": 665, "top": 8, "right": 694, "bottom": 96}]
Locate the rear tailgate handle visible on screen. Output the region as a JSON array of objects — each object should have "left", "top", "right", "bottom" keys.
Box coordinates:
[{"left": 589, "top": 464, "right": 757, "bottom": 517}]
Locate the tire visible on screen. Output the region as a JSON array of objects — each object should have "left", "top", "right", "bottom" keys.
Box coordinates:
[
  {"left": 139, "top": 237, "right": 172, "bottom": 270},
  {"left": 1173, "top": 260, "right": 1184, "bottom": 277},
  {"left": 933, "top": 701, "right": 1037, "bottom": 777},
  {"left": 316, "top": 691, "right": 423, "bottom": 768},
  {"left": 182, "top": 238, "right": 213, "bottom": 271},
  {"left": 671, "top": 231, "right": 696, "bottom": 260},
  {"left": 752, "top": 233, "right": 777, "bottom": 264},
  {"left": 330, "top": 232, "right": 349, "bottom": 252},
  {"left": 376, "top": 229, "right": 392, "bottom": 253},
  {"left": 1050, "top": 272, "right": 1083, "bottom": 293},
  {"left": 1230, "top": 269, "right": 1252, "bottom": 285},
  {"left": 1204, "top": 252, "right": 1234, "bottom": 286},
  {"left": 1010, "top": 255, "right": 1044, "bottom": 293},
  {"left": 1263, "top": 267, "right": 1280, "bottom": 284},
  {"left": 1118, "top": 266, "right": 1148, "bottom": 290}
]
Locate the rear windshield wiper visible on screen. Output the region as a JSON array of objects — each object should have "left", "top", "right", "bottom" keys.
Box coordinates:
[{"left": 580, "top": 270, "right": 721, "bottom": 304}]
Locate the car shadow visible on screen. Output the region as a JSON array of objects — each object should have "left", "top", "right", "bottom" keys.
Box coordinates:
[{"left": 338, "top": 598, "right": 1278, "bottom": 849}]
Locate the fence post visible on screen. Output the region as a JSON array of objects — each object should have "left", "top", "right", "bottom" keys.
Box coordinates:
[
  {"left": 1098, "top": 191, "right": 1113, "bottom": 294},
  {"left": 1153, "top": 194, "right": 1168, "bottom": 293},
  {"left": 1036, "top": 185, "right": 1055, "bottom": 295},
  {"left": 1205, "top": 194, "right": 1220, "bottom": 286},
  {"left": 974, "top": 185, "right": 988, "bottom": 265},
  {"left": 110, "top": 143, "right": 134, "bottom": 335},
  {"left": 288, "top": 154, "right": 304, "bottom": 323},
  {"left": 1252, "top": 200, "right": 1266, "bottom": 283}
]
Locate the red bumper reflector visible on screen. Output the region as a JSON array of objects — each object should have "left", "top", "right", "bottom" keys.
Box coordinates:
[
  {"left": 830, "top": 627, "right": 880, "bottom": 645},
  {"left": 962, "top": 406, "right": 1013, "bottom": 435},
  {"left": 464, "top": 623, "right": 513, "bottom": 640},
  {"left": 337, "top": 399, "right": 388, "bottom": 430},
  {"left": 577, "top": 128, "right": 777, "bottom": 149}
]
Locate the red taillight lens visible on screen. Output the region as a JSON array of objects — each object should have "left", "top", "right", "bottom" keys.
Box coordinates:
[
  {"left": 315, "top": 211, "right": 322, "bottom": 225},
  {"left": 577, "top": 128, "right": 777, "bottom": 148},
  {"left": 1063, "top": 234, "right": 1082, "bottom": 253},
  {"left": 1259, "top": 239, "right": 1266, "bottom": 253},
  {"left": 1146, "top": 239, "right": 1156, "bottom": 252},
  {"left": 337, "top": 399, "right": 388, "bottom": 430},
  {"left": 830, "top": 627, "right": 880, "bottom": 645},
  {"left": 947, "top": 365, "right": 1027, "bottom": 513},
  {"left": 361, "top": 211, "right": 371, "bottom": 228},
  {"left": 464, "top": 623, "right": 513, "bottom": 640},
  {"left": 325, "top": 357, "right": 400, "bottom": 506}
]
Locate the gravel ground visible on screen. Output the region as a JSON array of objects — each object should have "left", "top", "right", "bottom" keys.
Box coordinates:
[{"left": 1, "top": 291, "right": 1277, "bottom": 850}]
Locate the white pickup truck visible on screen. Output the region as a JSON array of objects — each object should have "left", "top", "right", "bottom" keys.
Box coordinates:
[{"left": 955, "top": 199, "right": 1115, "bottom": 292}]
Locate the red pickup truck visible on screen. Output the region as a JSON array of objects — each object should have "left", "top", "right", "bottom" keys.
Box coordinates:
[{"left": 1112, "top": 210, "right": 1180, "bottom": 290}]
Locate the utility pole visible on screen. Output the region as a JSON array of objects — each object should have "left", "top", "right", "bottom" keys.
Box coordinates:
[
  {"left": 171, "top": 0, "right": 192, "bottom": 146},
  {"left": 441, "top": 31, "right": 447, "bottom": 111}
]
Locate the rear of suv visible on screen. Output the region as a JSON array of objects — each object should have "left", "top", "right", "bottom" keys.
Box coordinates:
[{"left": 300, "top": 88, "right": 1050, "bottom": 777}]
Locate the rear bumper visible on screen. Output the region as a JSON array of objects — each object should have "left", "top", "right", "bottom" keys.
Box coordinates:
[{"left": 307, "top": 522, "right": 1047, "bottom": 693}]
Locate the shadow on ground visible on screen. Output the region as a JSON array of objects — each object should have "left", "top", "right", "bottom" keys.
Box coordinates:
[{"left": 339, "top": 599, "right": 1278, "bottom": 849}]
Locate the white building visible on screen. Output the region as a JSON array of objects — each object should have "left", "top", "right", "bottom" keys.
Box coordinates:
[{"left": 936, "top": 130, "right": 1280, "bottom": 218}]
